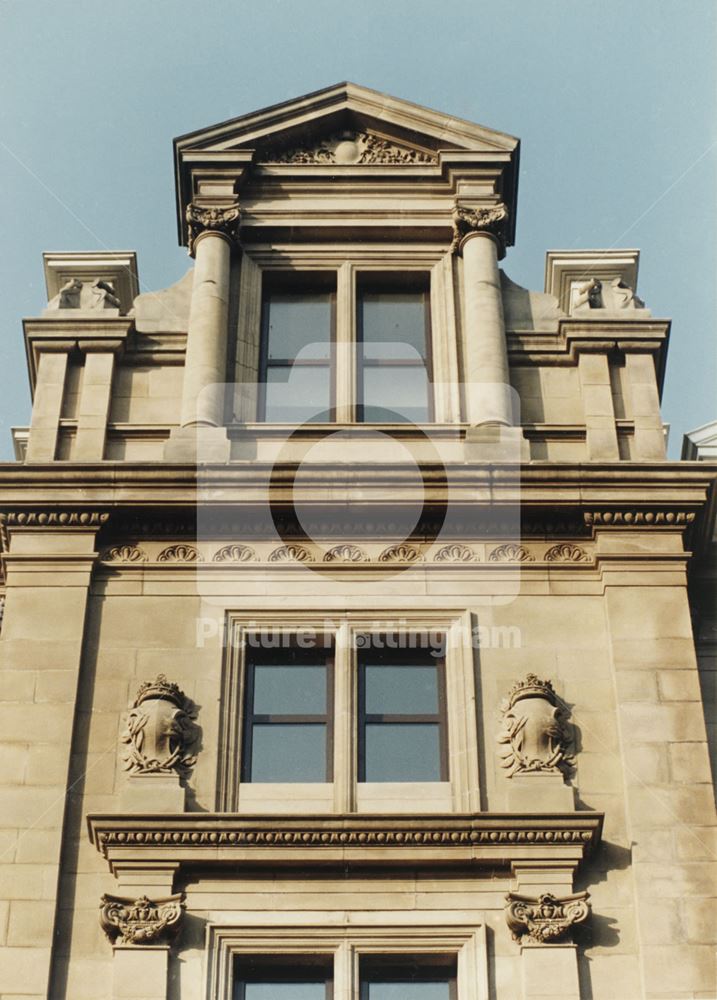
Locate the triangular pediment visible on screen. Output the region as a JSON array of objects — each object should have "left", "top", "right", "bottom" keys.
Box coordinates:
[{"left": 174, "top": 82, "right": 518, "bottom": 160}]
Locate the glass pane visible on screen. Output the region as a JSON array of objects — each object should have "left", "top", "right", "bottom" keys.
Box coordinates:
[
  {"left": 252, "top": 664, "right": 327, "bottom": 715},
  {"left": 243, "top": 984, "right": 327, "bottom": 1000},
  {"left": 250, "top": 724, "right": 326, "bottom": 782},
  {"left": 361, "top": 365, "right": 429, "bottom": 423},
  {"left": 360, "top": 292, "right": 427, "bottom": 356},
  {"left": 364, "top": 664, "right": 438, "bottom": 715},
  {"left": 264, "top": 365, "right": 331, "bottom": 422},
  {"left": 363, "top": 724, "right": 441, "bottom": 782},
  {"left": 266, "top": 293, "right": 332, "bottom": 360},
  {"left": 365, "top": 982, "right": 451, "bottom": 1000}
]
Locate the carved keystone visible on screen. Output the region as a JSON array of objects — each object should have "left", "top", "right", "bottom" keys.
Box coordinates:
[
  {"left": 505, "top": 891, "right": 590, "bottom": 944},
  {"left": 497, "top": 674, "right": 573, "bottom": 777},
  {"left": 121, "top": 675, "right": 198, "bottom": 776},
  {"left": 100, "top": 892, "right": 185, "bottom": 946}
]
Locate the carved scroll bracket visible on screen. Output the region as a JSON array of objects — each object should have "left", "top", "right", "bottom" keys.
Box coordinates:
[
  {"left": 505, "top": 890, "right": 590, "bottom": 945},
  {"left": 100, "top": 892, "right": 185, "bottom": 947},
  {"left": 121, "top": 675, "right": 199, "bottom": 776},
  {"left": 185, "top": 201, "right": 241, "bottom": 257},
  {"left": 497, "top": 674, "right": 574, "bottom": 778},
  {"left": 451, "top": 202, "right": 509, "bottom": 257}
]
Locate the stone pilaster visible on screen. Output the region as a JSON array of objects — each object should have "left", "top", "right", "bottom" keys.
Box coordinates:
[
  {"left": 624, "top": 351, "right": 666, "bottom": 459},
  {"left": 578, "top": 352, "right": 620, "bottom": 460},
  {"left": 25, "top": 347, "right": 71, "bottom": 462},
  {"left": 74, "top": 340, "right": 124, "bottom": 461},
  {"left": 0, "top": 515, "right": 103, "bottom": 998}
]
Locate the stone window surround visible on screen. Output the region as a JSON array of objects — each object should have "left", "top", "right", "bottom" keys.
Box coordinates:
[
  {"left": 218, "top": 611, "right": 480, "bottom": 814},
  {"left": 206, "top": 919, "right": 488, "bottom": 1000},
  {"left": 233, "top": 247, "right": 461, "bottom": 425}
]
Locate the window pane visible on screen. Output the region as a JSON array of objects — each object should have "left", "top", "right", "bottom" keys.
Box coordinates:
[
  {"left": 253, "top": 665, "right": 327, "bottom": 715},
  {"left": 250, "top": 724, "right": 326, "bottom": 782},
  {"left": 364, "top": 665, "right": 438, "bottom": 715},
  {"left": 361, "top": 365, "right": 429, "bottom": 423},
  {"left": 243, "top": 985, "right": 327, "bottom": 1000},
  {"left": 365, "top": 983, "right": 451, "bottom": 1000},
  {"left": 266, "top": 293, "right": 332, "bottom": 360},
  {"left": 363, "top": 723, "right": 441, "bottom": 782},
  {"left": 360, "top": 292, "right": 427, "bottom": 356},
  {"left": 265, "top": 365, "right": 331, "bottom": 422}
]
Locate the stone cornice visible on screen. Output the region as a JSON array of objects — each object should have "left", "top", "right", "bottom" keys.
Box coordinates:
[{"left": 87, "top": 812, "right": 603, "bottom": 873}]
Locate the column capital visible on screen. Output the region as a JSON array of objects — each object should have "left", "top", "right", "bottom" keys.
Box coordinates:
[
  {"left": 186, "top": 201, "right": 241, "bottom": 257},
  {"left": 451, "top": 202, "right": 509, "bottom": 257}
]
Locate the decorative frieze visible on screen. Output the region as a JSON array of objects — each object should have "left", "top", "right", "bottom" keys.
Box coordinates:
[
  {"left": 259, "top": 130, "right": 437, "bottom": 166},
  {"left": 156, "top": 544, "right": 203, "bottom": 562},
  {"left": 121, "top": 675, "right": 198, "bottom": 776},
  {"left": 433, "top": 543, "right": 476, "bottom": 562},
  {"left": 99, "top": 892, "right": 185, "bottom": 946},
  {"left": 185, "top": 201, "right": 241, "bottom": 256},
  {"left": 213, "top": 543, "right": 256, "bottom": 562},
  {"left": 268, "top": 543, "right": 313, "bottom": 562},
  {"left": 488, "top": 543, "right": 534, "bottom": 563},
  {"left": 102, "top": 544, "right": 147, "bottom": 563},
  {"left": 544, "top": 543, "right": 588, "bottom": 562},
  {"left": 584, "top": 510, "right": 695, "bottom": 527},
  {"left": 451, "top": 203, "right": 509, "bottom": 254},
  {"left": 378, "top": 543, "right": 423, "bottom": 563},
  {"left": 323, "top": 543, "right": 368, "bottom": 562},
  {"left": 0, "top": 511, "right": 110, "bottom": 528},
  {"left": 498, "top": 674, "right": 573, "bottom": 778},
  {"left": 505, "top": 890, "right": 590, "bottom": 944}
]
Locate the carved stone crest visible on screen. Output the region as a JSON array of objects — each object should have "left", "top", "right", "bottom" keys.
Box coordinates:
[
  {"left": 185, "top": 201, "right": 241, "bottom": 256},
  {"left": 121, "top": 675, "right": 198, "bottom": 775},
  {"left": 497, "top": 674, "right": 573, "bottom": 777},
  {"left": 100, "top": 892, "right": 185, "bottom": 946},
  {"left": 451, "top": 203, "right": 509, "bottom": 254},
  {"left": 505, "top": 890, "right": 590, "bottom": 944}
]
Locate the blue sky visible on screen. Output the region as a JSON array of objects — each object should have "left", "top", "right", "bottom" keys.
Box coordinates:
[{"left": 0, "top": 0, "right": 714, "bottom": 458}]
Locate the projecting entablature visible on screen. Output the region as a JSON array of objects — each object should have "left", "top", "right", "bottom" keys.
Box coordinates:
[{"left": 173, "top": 81, "right": 520, "bottom": 248}]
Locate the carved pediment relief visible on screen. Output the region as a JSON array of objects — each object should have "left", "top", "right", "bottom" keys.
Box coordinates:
[{"left": 257, "top": 129, "right": 437, "bottom": 166}]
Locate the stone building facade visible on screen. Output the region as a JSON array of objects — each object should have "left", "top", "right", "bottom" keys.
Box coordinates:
[{"left": 0, "top": 83, "right": 715, "bottom": 1000}]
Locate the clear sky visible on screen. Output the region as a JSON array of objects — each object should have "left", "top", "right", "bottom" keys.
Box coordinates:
[{"left": 0, "top": 0, "right": 714, "bottom": 459}]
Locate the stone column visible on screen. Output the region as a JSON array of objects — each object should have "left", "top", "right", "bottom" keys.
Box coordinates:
[
  {"left": 0, "top": 514, "right": 103, "bottom": 998},
  {"left": 454, "top": 204, "right": 513, "bottom": 428},
  {"left": 165, "top": 202, "right": 240, "bottom": 463}
]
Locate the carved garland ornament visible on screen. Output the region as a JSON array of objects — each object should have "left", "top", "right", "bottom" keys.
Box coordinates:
[
  {"left": 451, "top": 203, "right": 509, "bottom": 254},
  {"left": 259, "top": 131, "right": 437, "bottom": 166},
  {"left": 323, "top": 544, "right": 368, "bottom": 563},
  {"left": 505, "top": 891, "right": 590, "bottom": 944},
  {"left": 378, "top": 543, "right": 424, "bottom": 563},
  {"left": 121, "top": 675, "right": 198, "bottom": 776},
  {"left": 185, "top": 201, "right": 241, "bottom": 256},
  {"left": 497, "top": 674, "right": 573, "bottom": 777},
  {"left": 268, "top": 544, "right": 313, "bottom": 563},
  {"left": 544, "top": 543, "right": 588, "bottom": 563},
  {"left": 157, "top": 543, "right": 203, "bottom": 563},
  {"left": 102, "top": 544, "right": 147, "bottom": 563},
  {"left": 213, "top": 543, "right": 256, "bottom": 562},
  {"left": 100, "top": 892, "right": 185, "bottom": 946},
  {"left": 433, "top": 543, "right": 476, "bottom": 562},
  {"left": 488, "top": 543, "right": 534, "bottom": 563}
]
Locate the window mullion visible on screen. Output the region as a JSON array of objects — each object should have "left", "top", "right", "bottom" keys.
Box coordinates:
[
  {"left": 333, "top": 623, "right": 354, "bottom": 811},
  {"left": 334, "top": 261, "right": 355, "bottom": 422}
]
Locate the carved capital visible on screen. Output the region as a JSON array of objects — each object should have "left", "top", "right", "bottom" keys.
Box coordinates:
[
  {"left": 121, "top": 675, "right": 199, "bottom": 776},
  {"left": 451, "top": 203, "right": 509, "bottom": 256},
  {"left": 185, "top": 202, "right": 241, "bottom": 257},
  {"left": 497, "top": 674, "right": 574, "bottom": 778},
  {"left": 505, "top": 890, "right": 590, "bottom": 944},
  {"left": 100, "top": 892, "right": 185, "bottom": 946}
]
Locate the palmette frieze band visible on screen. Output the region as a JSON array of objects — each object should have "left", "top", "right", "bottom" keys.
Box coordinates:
[{"left": 185, "top": 201, "right": 241, "bottom": 256}]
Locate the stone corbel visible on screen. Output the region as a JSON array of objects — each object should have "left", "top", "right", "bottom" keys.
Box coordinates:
[
  {"left": 505, "top": 889, "right": 590, "bottom": 945},
  {"left": 451, "top": 202, "right": 509, "bottom": 257},
  {"left": 100, "top": 892, "right": 186, "bottom": 947},
  {"left": 185, "top": 201, "right": 241, "bottom": 257}
]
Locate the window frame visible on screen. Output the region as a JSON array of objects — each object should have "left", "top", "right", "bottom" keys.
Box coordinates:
[
  {"left": 233, "top": 954, "right": 333, "bottom": 1000},
  {"left": 241, "top": 640, "right": 335, "bottom": 784},
  {"left": 355, "top": 273, "right": 434, "bottom": 424},
  {"left": 358, "top": 953, "right": 458, "bottom": 1000},
  {"left": 356, "top": 643, "right": 449, "bottom": 784},
  {"left": 258, "top": 272, "right": 337, "bottom": 423}
]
